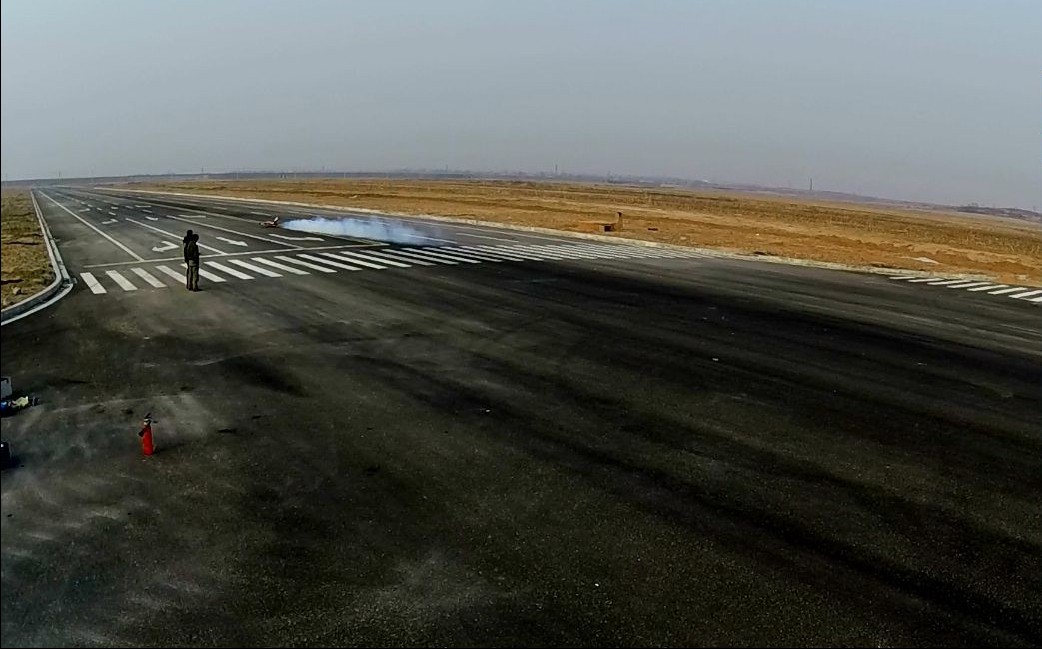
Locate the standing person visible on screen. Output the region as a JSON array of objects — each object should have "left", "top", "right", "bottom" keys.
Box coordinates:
[{"left": 184, "top": 232, "right": 201, "bottom": 291}]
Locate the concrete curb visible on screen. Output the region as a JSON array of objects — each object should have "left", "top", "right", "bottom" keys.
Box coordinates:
[
  {"left": 102, "top": 187, "right": 993, "bottom": 283},
  {"left": 1, "top": 190, "right": 75, "bottom": 326}
]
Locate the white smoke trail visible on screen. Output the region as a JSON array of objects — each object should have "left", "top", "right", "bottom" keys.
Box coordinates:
[{"left": 281, "top": 216, "right": 434, "bottom": 244}]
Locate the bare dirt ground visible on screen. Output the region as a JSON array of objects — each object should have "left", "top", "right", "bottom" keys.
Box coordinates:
[
  {"left": 1, "top": 190, "right": 52, "bottom": 308},
  {"left": 137, "top": 179, "right": 1041, "bottom": 285}
]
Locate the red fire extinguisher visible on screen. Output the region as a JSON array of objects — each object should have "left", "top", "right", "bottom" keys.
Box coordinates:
[{"left": 139, "top": 413, "right": 154, "bottom": 456}]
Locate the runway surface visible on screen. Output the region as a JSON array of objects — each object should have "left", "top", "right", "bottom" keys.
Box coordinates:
[{"left": 2, "top": 186, "right": 1039, "bottom": 646}]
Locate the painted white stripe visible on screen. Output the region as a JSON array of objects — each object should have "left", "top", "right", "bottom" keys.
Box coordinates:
[
  {"left": 455, "top": 246, "right": 528, "bottom": 261},
  {"left": 556, "top": 244, "right": 626, "bottom": 258},
  {"left": 80, "top": 272, "right": 106, "bottom": 294},
  {"left": 538, "top": 244, "right": 613, "bottom": 259},
  {"left": 510, "top": 245, "right": 571, "bottom": 259},
  {"left": 130, "top": 268, "right": 167, "bottom": 288},
  {"left": 549, "top": 245, "right": 621, "bottom": 258},
  {"left": 889, "top": 276, "right": 922, "bottom": 280},
  {"left": 298, "top": 253, "right": 361, "bottom": 271},
  {"left": 945, "top": 282, "right": 991, "bottom": 289},
  {"left": 178, "top": 263, "right": 226, "bottom": 282},
  {"left": 388, "top": 249, "right": 458, "bottom": 265},
  {"left": 321, "top": 252, "right": 386, "bottom": 269},
  {"left": 336, "top": 250, "right": 412, "bottom": 268},
  {"left": 1028, "top": 296, "right": 1042, "bottom": 303},
  {"left": 274, "top": 256, "right": 337, "bottom": 273},
  {"left": 928, "top": 279, "right": 974, "bottom": 286},
  {"left": 475, "top": 246, "right": 546, "bottom": 260},
  {"left": 1009, "top": 289, "right": 1042, "bottom": 299},
  {"left": 436, "top": 248, "right": 504, "bottom": 262},
  {"left": 250, "top": 257, "right": 309, "bottom": 275},
  {"left": 988, "top": 286, "right": 1027, "bottom": 295},
  {"left": 574, "top": 244, "right": 641, "bottom": 258},
  {"left": 41, "top": 192, "right": 145, "bottom": 261},
  {"left": 966, "top": 284, "right": 1006, "bottom": 292},
  {"left": 905, "top": 277, "right": 942, "bottom": 283},
  {"left": 204, "top": 261, "right": 253, "bottom": 280},
  {"left": 105, "top": 270, "right": 137, "bottom": 291},
  {"left": 155, "top": 265, "right": 186, "bottom": 282},
  {"left": 228, "top": 258, "right": 282, "bottom": 277},
  {"left": 405, "top": 248, "right": 483, "bottom": 264},
  {"left": 366, "top": 250, "right": 434, "bottom": 266},
  {"left": 545, "top": 245, "right": 606, "bottom": 258}
]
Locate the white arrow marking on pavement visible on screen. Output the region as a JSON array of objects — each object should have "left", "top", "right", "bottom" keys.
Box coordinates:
[
  {"left": 152, "top": 241, "right": 178, "bottom": 253},
  {"left": 269, "top": 233, "right": 324, "bottom": 242},
  {"left": 101, "top": 218, "right": 118, "bottom": 224},
  {"left": 216, "top": 236, "right": 248, "bottom": 247}
]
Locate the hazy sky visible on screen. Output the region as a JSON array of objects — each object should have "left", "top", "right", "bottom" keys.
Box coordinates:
[{"left": 2, "top": 1, "right": 1039, "bottom": 207}]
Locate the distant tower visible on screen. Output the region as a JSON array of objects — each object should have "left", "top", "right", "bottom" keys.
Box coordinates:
[{"left": 809, "top": 178, "right": 814, "bottom": 192}]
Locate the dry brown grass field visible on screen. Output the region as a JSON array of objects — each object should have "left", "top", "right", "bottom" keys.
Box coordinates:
[
  {"left": 1, "top": 190, "right": 52, "bottom": 308},
  {"left": 138, "top": 179, "right": 1041, "bottom": 285}
]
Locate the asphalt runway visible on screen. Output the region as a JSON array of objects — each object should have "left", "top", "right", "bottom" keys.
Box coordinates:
[{"left": 1, "top": 187, "right": 1039, "bottom": 646}]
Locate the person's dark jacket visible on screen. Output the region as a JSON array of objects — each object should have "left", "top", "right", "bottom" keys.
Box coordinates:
[{"left": 183, "top": 239, "right": 200, "bottom": 264}]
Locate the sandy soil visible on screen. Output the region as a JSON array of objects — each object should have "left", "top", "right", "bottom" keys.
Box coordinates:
[{"left": 1, "top": 190, "right": 53, "bottom": 308}]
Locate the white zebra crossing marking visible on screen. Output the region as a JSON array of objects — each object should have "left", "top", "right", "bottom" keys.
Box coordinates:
[
  {"left": 228, "top": 259, "right": 282, "bottom": 277},
  {"left": 366, "top": 250, "right": 434, "bottom": 266},
  {"left": 437, "top": 248, "right": 505, "bottom": 262},
  {"left": 298, "top": 253, "right": 361, "bottom": 271},
  {"left": 78, "top": 246, "right": 1038, "bottom": 311},
  {"left": 966, "top": 284, "right": 1006, "bottom": 292},
  {"left": 250, "top": 257, "right": 309, "bottom": 275},
  {"left": 1009, "top": 289, "right": 1042, "bottom": 299},
  {"left": 389, "top": 249, "right": 459, "bottom": 265},
  {"left": 321, "top": 252, "right": 386, "bottom": 269},
  {"left": 130, "top": 268, "right": 167, "bottom": 288},
  {"left": 510, "top": 245, "right": 572, "bottom": 259},
  {"left": 105, "top": 270, "right": 137, "bottom": 291},
  {"left": 927, "top": 279, "right": 973, "bottom": 286},
  {"left": 155, "top": 265, "right": 187, "bottom": 283},
  {"left": 988, "top": 286, "right": 1028, "bottom": 295},
  {"left": 403, "top": 248, "right": 482, "bottom": 264},
  {"left": 205, "top": 261, "right": 254, "bottom": 280},
  {"left": 80, "top": 272, "right": 106, "bottom": 294},
  {"left": 180, "top": 263, "right": 227, "bottom": 282},
  {"left": 274, "top": 255, "right": 337, "bottom": 273},
  {"left": 475, "top": 246, "right": 546, "bottom": 261},
  {"left": 337, "top": 250, "right": 412, "bottom": 268},
  {"left": 455, "top": 246, "right": 529, "bottom": 261}
]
